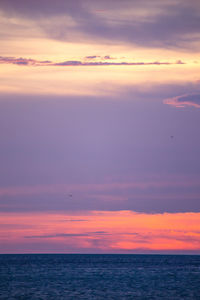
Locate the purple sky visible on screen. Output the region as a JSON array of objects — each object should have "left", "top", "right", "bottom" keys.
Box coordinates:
[
  {"left": 0, "top": 92, "right": 200, "bottom": 213},
  {"left": 0, "top": 0, "right": 200, "bottom": 253}
]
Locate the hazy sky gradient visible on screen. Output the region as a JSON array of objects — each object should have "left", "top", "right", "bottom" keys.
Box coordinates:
[{"left": 0, "top": 0, "right": 200, "bottom": 253}]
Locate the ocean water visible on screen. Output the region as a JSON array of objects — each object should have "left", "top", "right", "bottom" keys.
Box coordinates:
[{"left": 0, "top": 254, "right": 200, "bottom": 299}]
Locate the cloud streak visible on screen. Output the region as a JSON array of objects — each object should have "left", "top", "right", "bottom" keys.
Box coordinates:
[
  {"left": 0, "top": 56, "right": 185, "bottom": 67},
  {"left": 0, "top": 56, "right": 51, "bottom": 66},
  {"left": 25, "top": 230, "right": 109, "bottom": 239},
  {"left": 1, "top": 0, "right": 200, "bottom": 49},
  {"left": 25, "top": 233, "right": 90, "bottom": 238},
  {"left": 85, "top": 55, "right": 115, "bottom": 60},
  {"left": 164, "top": 94, "right": 200, "bottom": 108},
  {"left": 55, "top": 60, "right": 184, "bottom": 66}
]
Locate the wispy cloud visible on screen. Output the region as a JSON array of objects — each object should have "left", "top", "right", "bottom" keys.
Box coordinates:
[
  {"left": 0, "top": 56, "right": 51, "bottom": 66},
  {"left": 24, "top": 229, "right": 200, "bottom": 246},
  {"left": 1, "top": 173, "right": 200, "bottom": 213},
  {"left": 55, "top": 60, "right": 184, "bottom": 66},
  {"left": 0, "top": 56, "right": 185, "bottom": 67},
  {"left": 64, "top": 219, "right": 88, "bottom": 222},
  {"left": 164, "top": 94, "right": 200, "bottom": 108},
  {"left": 85, "top": 55, "right": 101, "bottom": 59},
  {"left": 103, "top": 55, "right": 114, "bottom": 60},
  {"left": 1, "top": 0, "right": 200, "bottom": 49},
  {"left": 25, "top": 230, "right": 109, "bottom": 239},
  {"left": 25, "top": 233, "right": 90, "bottom": 238},
  {"left": 85, "top": 55, "right": 115, "bottom": 60}
]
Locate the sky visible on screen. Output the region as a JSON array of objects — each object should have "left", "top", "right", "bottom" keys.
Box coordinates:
[{"left": 0, "top": 0, "right": 200, "bottom": 254}]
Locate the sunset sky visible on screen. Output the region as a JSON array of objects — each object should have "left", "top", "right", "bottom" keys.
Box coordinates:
[{"left": 0, "top": 0, "right": 200, "bottom": 254}]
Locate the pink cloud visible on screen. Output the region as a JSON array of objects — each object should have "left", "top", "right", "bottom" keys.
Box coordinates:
[{"left": 164, "top": 94, "right": 200, "bottom": 108}]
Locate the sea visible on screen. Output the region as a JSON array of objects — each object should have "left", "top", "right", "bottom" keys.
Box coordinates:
[{"left": 0, "top": 254, "right": 200, "bottom": 299}]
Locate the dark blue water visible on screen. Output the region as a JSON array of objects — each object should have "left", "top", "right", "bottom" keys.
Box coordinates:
[{"left": 0, "top": 254, "right": 200, "bottom": 299}]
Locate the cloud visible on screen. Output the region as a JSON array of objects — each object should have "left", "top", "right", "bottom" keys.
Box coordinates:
[
  {"left": 164, "top": 94, "right": 200, "bottom": 108},
  {"left": 103, "top": 55, "right": 114, "bottom": 60},
  {"left": 0, "top": 56, "right": 52, "bottom": 66},
  {"left": 1, "top": 211, "right": 200, "bottom": 253},
  {"left": 25, "top": 233, "right": 90, "bottom": 238},
  {"left": 35, "top": 60, "right": 186, "bottom": 66},
  {"left": 0, "top": 56, "right": 185, "bottom": 67},
  {"left": 64, "top": 219, "right": 88, "bottom": 222},
  {"left": 25, "top": 230, "right": 109, "bottom": 238},
  {"left": 85, "top": 55, "right": 114, "bottom": 60},
  {"left": 92, "top": 231, "right": 108, "bottom": 235},
  {"left": 1, "top": 0, "right": 200, "bottom": 49},
  {"left": 85, "top": 55, "right": 101, "bottom": 59}
]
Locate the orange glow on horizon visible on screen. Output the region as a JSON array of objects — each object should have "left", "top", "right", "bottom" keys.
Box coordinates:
[{"left": 0, "top": 211, "right": 199, "bottom": 253}]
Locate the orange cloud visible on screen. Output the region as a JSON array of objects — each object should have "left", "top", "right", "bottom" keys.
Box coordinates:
[{"left": 0, "top": 211, "right": 200, "bottom": 253}]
